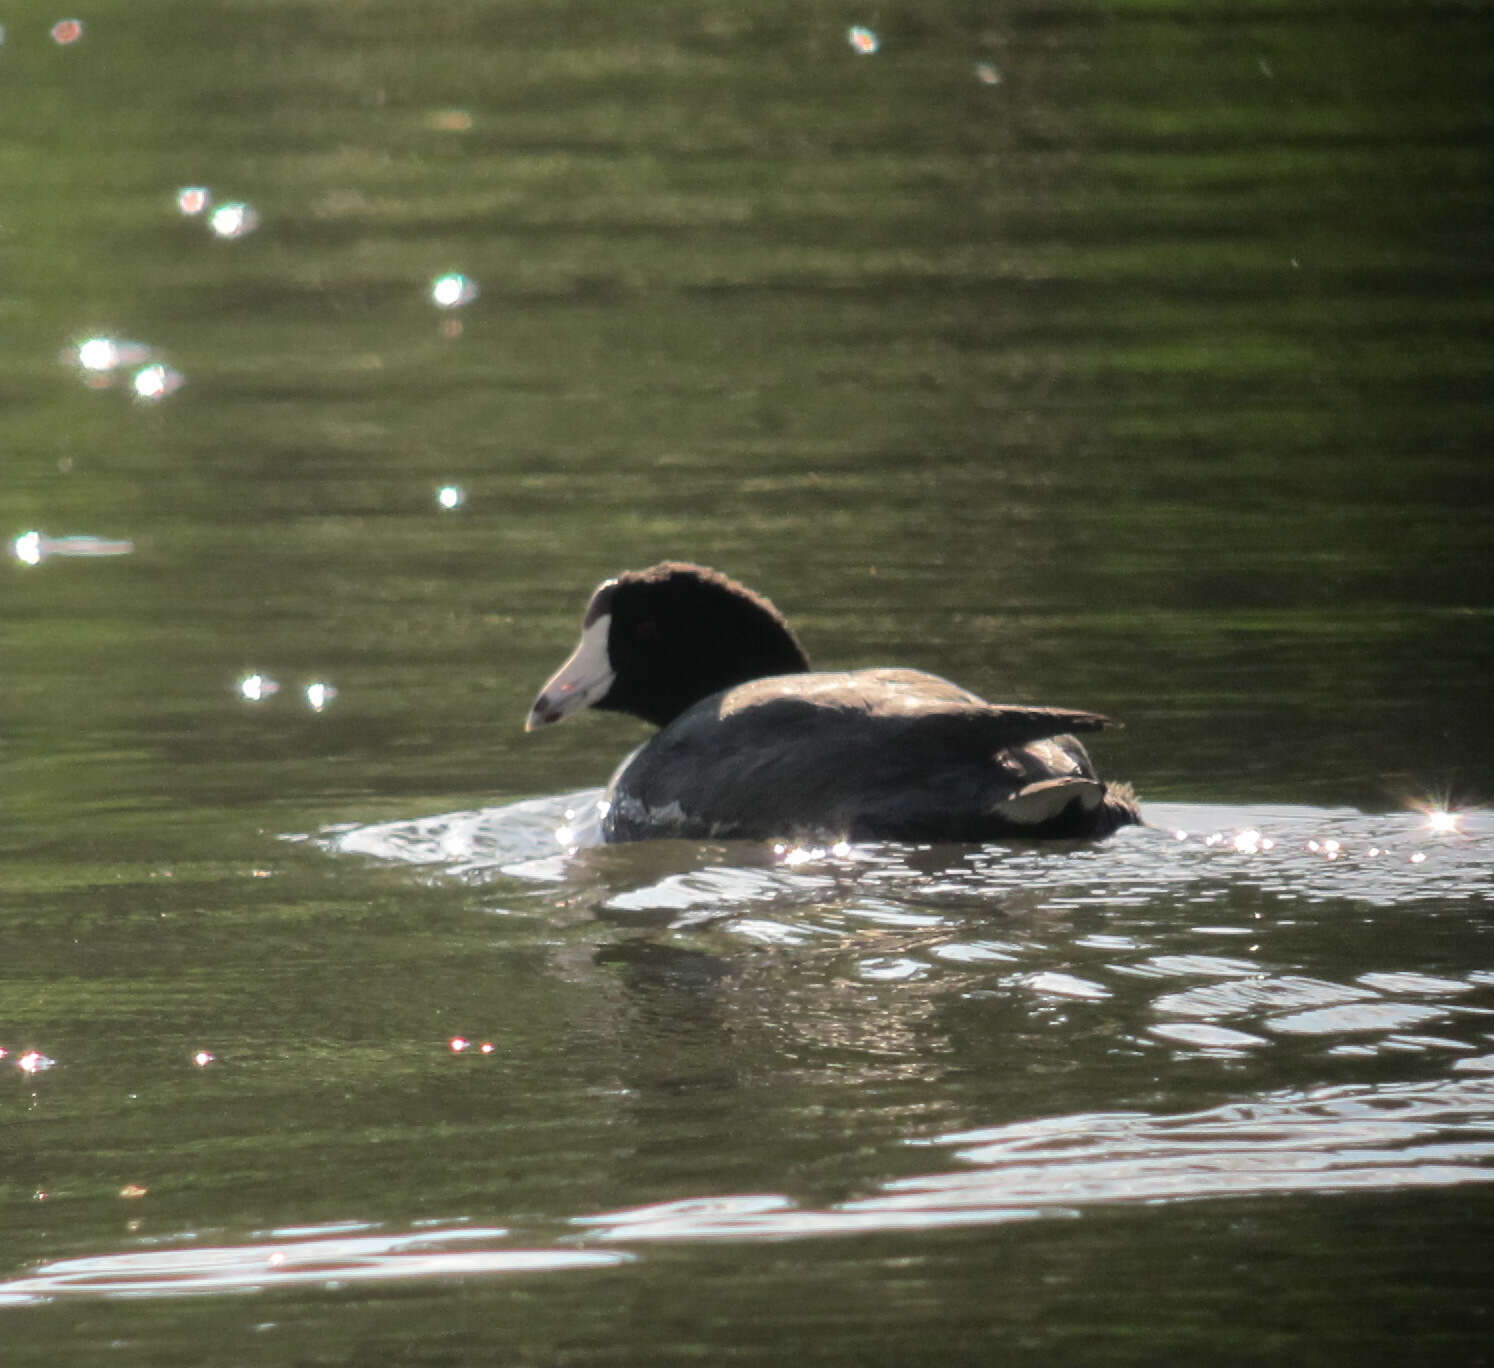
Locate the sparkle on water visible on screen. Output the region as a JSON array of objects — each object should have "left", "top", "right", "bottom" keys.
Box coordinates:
[
  {"left": 305, "top": 682, "right": 338, "bottom": 712},
  {"left": 132, "top": 363, "right": 185, "bottom": 401},
  {"left": 431, "top": 273, "right": 479, "bottom": 308},
  {"left": 209, "top": 202, "right": 259, "bottom": 239},
  {"left": 13, "top": 530, "right": 136, "bottom": 565},
  {"left": 72, "top": 336, "right": 152, "bottom": 373},
  {"left": 237, "top": 673, "right": 280, "bottom": 702},
  {"left": 177, "top": 186, "right": 212, "bottom": 215}
]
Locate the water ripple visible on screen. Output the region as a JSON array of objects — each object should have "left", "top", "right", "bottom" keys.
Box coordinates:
[
  {"left": 4, "top": 1083, "right": 1489, "bottom": 1302},
  {"left": 308, "top": 798, "right": 1494, "bottom": 1065},
  {"left": 573, "top": 1078, "right": 1494, "bottom": 1242},
  {"left": 0, "top": 1224, "right": 628, "bottom": 1306},
  {"left": 313, "top": 798, "right": 1492, "bottom": 914}
]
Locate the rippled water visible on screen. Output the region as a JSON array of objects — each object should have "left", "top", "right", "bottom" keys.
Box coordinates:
[
  {"left": 0, "top": 1226, "right": 628, "bottom": 1306},
  {"left": 330, "top": 796, "right": 1494, "bottom": 1207},
  {"left": 6, "top": 0, "right": 1493, "bottom": 1361},
  {"left": 328, "top": 794, "right": 1494, "bottom": 919},
  {"left": 5, "top": 797, "right": 1491, "bottom": 1320},
  {"left": 351, "top": 796, "right": 1494, "bottom": 1120}
]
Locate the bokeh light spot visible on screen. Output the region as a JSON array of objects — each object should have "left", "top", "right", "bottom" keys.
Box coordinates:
[
  {"left": 14, "top": 531, "right": 43, "bottom": 566},
  {"left": 238, "top": 673, "right": 280, "bottom": 702},
  {"left": 133, "top": 363, "right": 185, "bottom": 401},
  {"left": 305, "top": 682, "right": 338, "bottom": 712},
  {"left": 210, "top": 202, "right": 259, "bottom": 239},
  {"left": 431, "top": 273, "right": 479, "bottom": 309},
  {"left": 13, "top": 531, "right": 135, "bottom": 565},
  {"left": 77, "top": 337, "right": 121, "bottom": 371}
]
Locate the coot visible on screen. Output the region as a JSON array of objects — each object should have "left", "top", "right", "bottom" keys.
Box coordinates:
[{"left": 526, "top": 562, "right": 1140, "bottom": 843}]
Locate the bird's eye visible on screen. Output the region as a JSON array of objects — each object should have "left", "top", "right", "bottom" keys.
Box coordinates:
[{"left": 634, "top": 618, "right": 661, "bottom": 643}]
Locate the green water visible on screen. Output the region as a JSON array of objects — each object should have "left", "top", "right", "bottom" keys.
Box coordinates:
[{"left": 3, "top": 2, "right": 1493, "bottom": 1362}]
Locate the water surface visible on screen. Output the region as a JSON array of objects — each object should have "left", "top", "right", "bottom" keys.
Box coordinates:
[{"left": 3, "top": 1, "right": 1492, "bottom": 1363}]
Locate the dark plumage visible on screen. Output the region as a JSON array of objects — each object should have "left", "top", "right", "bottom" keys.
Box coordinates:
[{"left": 526, "top": 562, "right": 1140, "bottom": 843}]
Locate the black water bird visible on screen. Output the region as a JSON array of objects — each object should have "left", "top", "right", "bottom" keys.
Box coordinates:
[{"left": 526, "top": 562, "right": 1140, "bottom": 843}]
